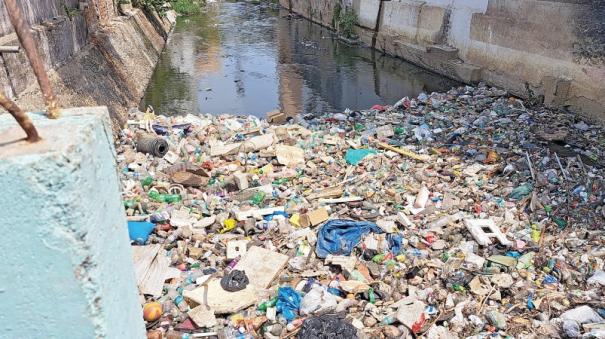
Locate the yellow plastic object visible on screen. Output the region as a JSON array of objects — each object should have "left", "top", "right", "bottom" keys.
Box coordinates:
[
  {"left": 219, "top": 218, "right": 237, "bottom": 233},
  {"left": 289, "top": 213, "right": 301, "bottom": 227}
]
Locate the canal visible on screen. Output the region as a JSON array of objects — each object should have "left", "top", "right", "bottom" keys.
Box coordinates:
[{"left": 141, "top": 1, "right": 460, "bottom": 117}]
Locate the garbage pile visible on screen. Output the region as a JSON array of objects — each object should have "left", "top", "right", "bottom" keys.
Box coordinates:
[{"left": 118, "top": 83, "right": 605, "bottom": 339}]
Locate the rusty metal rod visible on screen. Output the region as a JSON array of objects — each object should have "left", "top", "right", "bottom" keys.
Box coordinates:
[
  {"left": 4, "top": 0, "right": 60, "bottom": 119},
  {"left": 0, "top": 91, "right": 41, "bottom": 142}
]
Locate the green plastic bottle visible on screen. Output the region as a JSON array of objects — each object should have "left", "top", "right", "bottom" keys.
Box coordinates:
[
  {"left": 368, "top": 287, "right": 376, "bottom": 304},
  {"left": 257, "top": 296, "right": 278, "bottom": 312},
  {"left": 163, "top": 194, "right": 182, "bottom": 203},
  {"left": 123, "top": 199, "right": 137, "bottom": 208},
  {"left": 272, "top": 178, "right": 289, "bottom": 185},
  {"left": 251, "top": 191, "right": 266, "bottom": 205},
  {"left": 452, "top": 284, "right": 466, "bottom": 292},
  {"left": 141, "top": 176, "right": 153, "bottom": 187},
  {"left": 148, "top": 190, "right": 182, "bottom": 203},
  {"left": 148, "top": 190, "right": 163, "bottom": 202}
]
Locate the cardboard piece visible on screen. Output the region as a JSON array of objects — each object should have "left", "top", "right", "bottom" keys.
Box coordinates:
[
  {"left": 376, "top": 217, "right": 398, "bottom": 233},
  {"left": 275, "top": 144, "right": 305, "bottom": 166},
  {"left": 183, "top": 246, "right": 288, "bottom": 314},
  {"left": 299, "top": 207, "right": 329, "bottom": 227},
  {"left": 226, "top": 240, "right": 249, "bottom": 260},
  {"left": 234, "top": 246, "right": 289, "bottom": 289},
  {"left": 233, "top": 172, "right": 249, "bottom": 190},
  {"left": 339, "top": 280, "right": 370, "bottom": 293},
  {"left": 396, "top": 300, "right": 427, "bottom": 330},
  {"left": 184, "top": 279, "right": 258, "bottom": 314},
  {"left": 323, "top": 135, "right": 341, "bottom": 145},
  {"left": 210, "top": 134, "right": 274, "bottom": 156},
  {"left": 307, "top": 186, "right": 343, "bottom": 200},
  {"left": 132, "top": 245, "right": 181, "bottom": 296},
  {"left": 267, "top": 109, "right": 287, "bottom": 124},
  {"left": 188, "top": 305, "right": 218, "bottom": 328},
  {"left": 325, "top": 255, "right": 357, "bottom": 273}
]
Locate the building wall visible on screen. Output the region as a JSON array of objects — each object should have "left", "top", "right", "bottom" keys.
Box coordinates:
[{"left": 281, "top": 0, "right": 605, "bottom": 122}]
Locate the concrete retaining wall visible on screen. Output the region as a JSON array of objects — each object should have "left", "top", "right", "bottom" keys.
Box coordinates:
[
  {"left": 0, "top": 107, "right": 145, "bottom": 339},
  {"left": 281, "top": 0, "right": 605, "bottom": 122},
  {"left": 0, "top": 0, "right": 175, "bottom": 126}
]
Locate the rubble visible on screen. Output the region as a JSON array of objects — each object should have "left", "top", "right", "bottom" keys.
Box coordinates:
[{"left": 117, "top": 84, "right": 605, "bottom": 338}]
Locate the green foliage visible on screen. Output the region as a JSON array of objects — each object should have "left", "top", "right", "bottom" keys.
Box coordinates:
[
  {"left": 133, "top": 0, "right": 201, "bottom": 16},
  {"left": 118, "top": 0, "right": 131, "bottom": 4},
  {"left": 171, "top": 0, "right": 201, "bottom": 15},
  {"left": 133, "top": 0, "right": 165, "bottom": 12},
  {"left": 332, "top": 2, "right": 341, "bottom": 29},
  {"left": 336, "top": 7, "right": 358, "bottom": 39}
]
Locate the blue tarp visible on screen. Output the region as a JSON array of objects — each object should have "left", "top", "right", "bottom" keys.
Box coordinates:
[{"left": 315, "top": 219, "right": 383, "bottom": 258}]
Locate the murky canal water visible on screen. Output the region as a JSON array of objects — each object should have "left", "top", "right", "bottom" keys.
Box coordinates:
[{"left": 141, "top": 1, "right": 460, "bottom": 117}]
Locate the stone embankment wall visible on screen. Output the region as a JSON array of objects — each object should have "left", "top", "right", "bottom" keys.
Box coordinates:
[
  {"left": 0, "top": 0, "right": 175, "bottom": 125},
  {"left": 281, "top": 0, "right": 605, "bottom": 122}
]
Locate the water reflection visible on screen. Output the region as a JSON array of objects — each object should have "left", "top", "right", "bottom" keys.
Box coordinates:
[{"left": 141, "top": 1, "right": 460, "bottom": 117}]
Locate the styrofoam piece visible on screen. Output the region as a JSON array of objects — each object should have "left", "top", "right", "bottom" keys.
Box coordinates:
[{"left": 465, "top": 219, "right": 512, "bottom": 246}]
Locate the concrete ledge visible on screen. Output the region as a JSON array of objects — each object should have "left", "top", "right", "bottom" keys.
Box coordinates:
[
  {"left": 0, "top": 107, "right": 144, "bottom": 339},
  {"left": 376, "top": 33, "right": 481, "bottom": 84}
]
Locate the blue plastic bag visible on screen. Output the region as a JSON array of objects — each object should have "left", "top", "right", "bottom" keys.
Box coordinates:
[
  {"left": 387, "top": 234, "right": 403, "bottom": 254},
  {"left": 315, "top": 219, "right": 383, "bottom": 258},
  {"left": 276, "top": 286, "right": 301, "bottom": 322},
  {"left": 128, "top": 221, "right": 155, "bottom": 245}
]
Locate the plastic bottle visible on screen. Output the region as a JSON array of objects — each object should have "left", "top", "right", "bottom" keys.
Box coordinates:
[
  {"left": 257, "top": 296, "right": 278, "bottom": 312},
  {"left": 381, "top": 314, "right": 396, "bottom": 325},
  {"left": 166, "top": 227, "right": 183, "bottom": 243},
  {"left": 222, "top": 327, "right": 252, "bottom": 339},
  {"left": 332, "top": 113, "right": 347, "bottom": 121},
  {"left": 141, "top": 176, "right": 154, "bottom": 187},
  {"left": 251, "top": 191, "right": 266, "bottom": 205},
  {"left": 413, "top": 124, "right": 432, "bottom": 141},
  {"left": 224, "top": 256, "right": 240, "bottom": 274},
  {"left": 166, "top": 287, "right": 189, "bottom": 312},
  {"left": 405, "top": 248, "right": 429, "bottom": 259},
  {"left": 149, "top": 190, "right": 182, "bottom": 203},
  {"left": 183, "top": 270, "right": 204, "bottom": 286}
]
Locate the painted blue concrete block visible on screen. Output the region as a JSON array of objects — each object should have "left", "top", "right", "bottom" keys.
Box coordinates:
[{"left": 0, "top": 107, "right": 145, "bottom": 339}]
